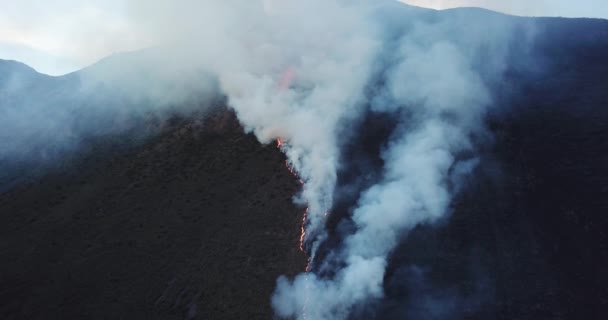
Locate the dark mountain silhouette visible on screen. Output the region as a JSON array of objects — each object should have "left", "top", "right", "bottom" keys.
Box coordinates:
[
  {"left": 1, "top": 5, "right": 608, "bottom": 320},
  {"left": 369, "top": 15, "right": 608, "bottom": 320},
  {"left": 0, "top": 108, "right": 307, "bottom": 319}
]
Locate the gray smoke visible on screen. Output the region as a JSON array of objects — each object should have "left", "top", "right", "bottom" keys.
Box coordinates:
[
  {"left": 267, "top": 5, "right": 527, "bottom": 319},
  {"left": 0, "top": 48, "right": 217, "bottom": 175},
  {"left": 1, "top": 1, "right": 534, "bottom": 318}
]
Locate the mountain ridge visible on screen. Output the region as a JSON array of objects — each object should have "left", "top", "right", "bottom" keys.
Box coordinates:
[{"left": 1, "top": 6, "right": 608, "bottom": 319}]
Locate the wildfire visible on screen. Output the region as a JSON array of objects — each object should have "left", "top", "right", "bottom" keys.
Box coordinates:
[
  {"left": 300, "top": 208, "right": 308, "bottom": 252},
  {"left": 301, "top": 208, "right": 312, "bottom": 273},
  {"left": 277, "top": 138, "right": 311, "bottom": 274},
  {"left": 279, "top": 67, "right": 296, "bottom": 90},
  {"left": 277, "top": 139, "right": 304, "bottom": 184},
  {"left": 276, "top": 68, "right": 311, "bottom": 318}
]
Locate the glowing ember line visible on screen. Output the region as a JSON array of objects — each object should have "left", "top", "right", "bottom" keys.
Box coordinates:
[
  {"left": 277, "top": 138, "right": 312, "bottom": 319},
  {"left": 285, "top": 160, "right": 299, "bottom": 179},
  {"left": 277, "top": 139, "right": 310, "bottom": 266},
  {"left": 300, "top": 208, "right": 308, "bottom": 253}
]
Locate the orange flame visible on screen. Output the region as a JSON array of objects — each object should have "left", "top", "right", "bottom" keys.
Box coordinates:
[
  {"left": 277, "top": 138, "right": 310, "bottom": 273},
  {"left": 277, "top": 69, "right": 310, "bottom": 319},
  {"left": 300, "top": 208, "right": 309, "bottom": 252},
  {"left": 279, "top": 68, "right": 296, "bottom": 90}
]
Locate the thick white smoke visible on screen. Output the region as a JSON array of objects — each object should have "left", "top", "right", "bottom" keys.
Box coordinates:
[
  {"left": 220, "top": 1, "right": 383, "bottom": 253},
  {"left": 120, "top": 1, "right": 525, "bottom": 318},
  {"left": 1, "top": 0, "right": 529, "bottom": 318},
  {"left": 268, "top": 6, "right": 515, "bottom": 319}
]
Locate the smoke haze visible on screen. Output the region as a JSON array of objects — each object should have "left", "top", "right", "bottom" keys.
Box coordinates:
[{"left": 0, "top": 0, "right": 537, "bottom": 318}]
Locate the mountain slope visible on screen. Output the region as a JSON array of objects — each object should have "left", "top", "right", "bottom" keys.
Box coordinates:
[
  {"left": 0, "top": 109, "right": 307, "bottom": 319},
  {"left": 1, "top": 6, "right": 608, "bottom": 320},
  {"left": 369, "top": 15, "right": 608, "bottom": 320}
]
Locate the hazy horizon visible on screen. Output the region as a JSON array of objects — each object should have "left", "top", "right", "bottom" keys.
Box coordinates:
[{"left": 1, "top": 0, "right": 607, "bottom": 75}]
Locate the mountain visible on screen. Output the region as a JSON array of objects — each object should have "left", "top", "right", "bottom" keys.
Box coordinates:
[
  {"left": 0, "top": 41, "right": 78, "bottom": 75},
  {"left": 0, "top": 108, "right": 307, "bottom": 319},
  {"left": 0, "top": 50, "right": 218, "bottom": 192},
  {"left": 370, "top": 14, "right": 608, "bottom": 320},
  {"left": 1, "top": 5, "right": 608, "bottom": 320}
]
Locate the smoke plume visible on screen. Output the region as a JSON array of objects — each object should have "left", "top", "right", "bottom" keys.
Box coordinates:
[{"left": 1, "top": 0, "right": 533, "bottom": 318}]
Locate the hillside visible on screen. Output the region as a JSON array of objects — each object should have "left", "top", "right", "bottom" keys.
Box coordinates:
[
  {"left": 0, "top": 108, "right": 307, "bottom": 319},
  {"left": 1, "top": 5, "right": 608, "bottom": 320}
]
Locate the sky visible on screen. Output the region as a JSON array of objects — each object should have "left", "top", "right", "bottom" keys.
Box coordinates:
[
  {"left": 0, "top": 0, "right": 607, "bottom": 75},
  {"left": 401, "top": 0, "right": 608, "bottom": 18}
]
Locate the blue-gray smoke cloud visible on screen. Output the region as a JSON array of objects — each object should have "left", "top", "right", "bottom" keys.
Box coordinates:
[
  {"left": 0, "top": 49, "right": 218, "bottom": 188},
  {"left": 0, "top": 1, "right": 536, "bottom": 318},
  {"left": 264, "top": 4, "right": 533, "bottom": 319}
]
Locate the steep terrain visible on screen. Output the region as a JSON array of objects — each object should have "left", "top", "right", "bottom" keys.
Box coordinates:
[
  {"left": 1, "top": 7, "right": 608, "bottom": 320},
  {"left": 369, "top": 16, "right": 608, "bottom": 320},
  {"left": 0, "top": 108, "right": 307, "bottom": 319}
]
